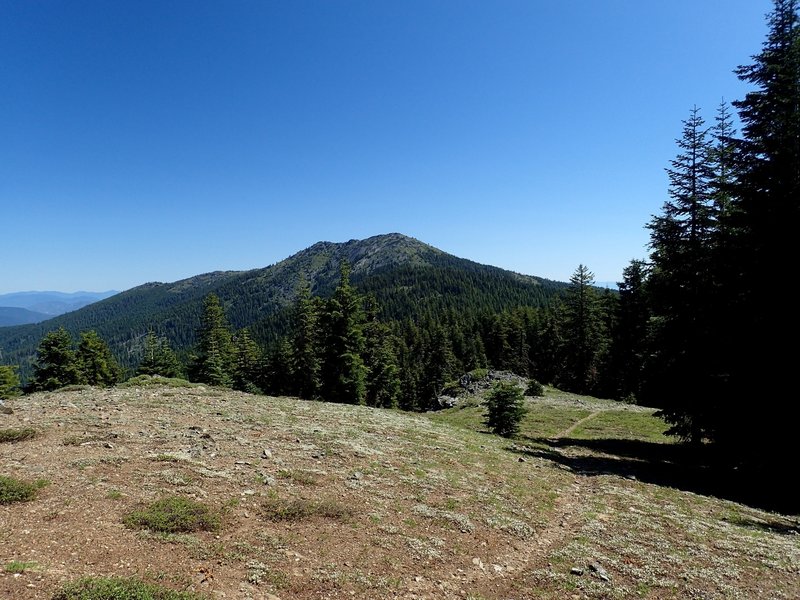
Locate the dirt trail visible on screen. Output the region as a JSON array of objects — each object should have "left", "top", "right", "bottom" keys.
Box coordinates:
[{"left": 554, "top": 410, "right": 601, "bottom": 439}]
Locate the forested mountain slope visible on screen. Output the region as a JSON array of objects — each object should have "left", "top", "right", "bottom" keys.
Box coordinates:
[{"left": 0, "top": 234, "right": 566, "bottom": 375}]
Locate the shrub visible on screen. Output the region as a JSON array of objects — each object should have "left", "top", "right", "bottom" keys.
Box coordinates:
[
  {"left": 525, "top": 379, "right": 545, "bottom": 397},
  {"left": 261, "top": 497, "right": 352, "bottom": 522},
  {"left": 483, "top": 382, "right": 528, "bottom": 438},
  {"left": 0, "top": 427, "right": 37, "bottom": 443},
  {"left": 0, "top": 475, "right": 46, "bottom": 504},
  {"left": 123, "top": 496, "right": 220, "bottom": 533},
  {"left": 467, "top": 368, "right": 489, "bottom": 380},
  {"left": 52, "top": 576, "right": 208, "bottom": 600}
]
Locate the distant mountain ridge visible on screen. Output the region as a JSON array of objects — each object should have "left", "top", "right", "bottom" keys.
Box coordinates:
[
  {"left": 0, "top": 234, "right": 567, "bottom": 376},
  {"left": 0, "top": 290, "right": 118, "bottom": 320},
  {"left": 0, "top": 307, "right": 51, "bottom": 327}
]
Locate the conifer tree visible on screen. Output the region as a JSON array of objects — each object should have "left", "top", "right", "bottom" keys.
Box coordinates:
[
  {"left": 363, "top": 295, "right": 401, "bottom": 408},
  {"left": 483, "top": 381, "right": 527, "bottom": 437},
  {"left": 137, "top": 330, "right": 182, "bottom": 378},
  {"left": 320, "top": 262, "right": 367, "bottom": 404},
  {"left": 31, "top": 328, "right": 84, "bottom": 391},
  {"left": 191, "top": 294, "right": 234, "bottom": 387},
  {"left": 0, "top": 365, "right": 21, "bottom": 400},
  {"left": 77, "top": 330, "right": 122, "bottom": 387},
  {"left": 727, "top": 0, "right": 800, "bottom": 453},
  {"left": 558, "top": 265, "right": 607, "bottom": 395},
  {"left": 290, "top": 284, "right": 322, "bottom": 400},
  {"left": 232, "top": 328, "right": 262, "bottom": 393}
]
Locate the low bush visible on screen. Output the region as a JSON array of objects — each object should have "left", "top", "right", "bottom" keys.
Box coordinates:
[
  {"left": 52, "top": 576, "right": 208, "bottom": 600},
  {"left": 0, "top": 427, "right": 37, "bottom": 443},
  {"left": 122, "top": 496, "right": 220, "bottom": 533},
  {"left": 0, "top": 475, "right": 46, "bottom": 504},
  {"left": 525, "top": 379, "right": 545, "bottom": 397}
]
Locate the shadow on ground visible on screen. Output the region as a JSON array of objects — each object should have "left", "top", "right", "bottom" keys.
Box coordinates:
[{"left": 512, "top": 436, "right": 799, "bottom": 516}]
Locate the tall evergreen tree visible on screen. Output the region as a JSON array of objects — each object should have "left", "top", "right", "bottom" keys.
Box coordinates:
[
  {"left": 609, "top": 259, "right": 651, "bottom": 401},
  {"left": 77, "top": 330, "right": 122, "bottom": 387},
  {"left": 191, "top": 294, "right": 234, "bottom": 387},
  {"left": 137, "top": 330, "right": 183, "bottom": 378},
  {"left": 362, "top": 295, "right": 401, "bottom": 408},
  {"left": 30, "top": 328, "right": 84, "bottom": 391},
  {"left": 232, "top": 328, "right": 262, "bottom": 393},
  {"left": 319, "top": 263, "right": 367, "bottom": 404},
  {"left": 558, "top": 265, "right": 607, "bottom": 395},
  {"left": 290, "top": 284, "right": 322, "bottom": 400},
  {"left": 644, "top": 107, "right": 721, "bottom": 441},
  {"left": 726, "top": 0, "right": 800, "bottom": 454},
  {"left": 0, "top": 365, "right": 21, "bottom": 400}
]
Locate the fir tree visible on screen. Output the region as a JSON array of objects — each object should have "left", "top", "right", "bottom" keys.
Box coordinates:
[
  {"left": 77, "top": 330, "right": 122, "bottom": 387},
  {"left": 726, "top": 0, "right": 800, "bottom": 454},
  {"left": 30, "top": 328, "right": 83, "bottom": 391},
  {"left": 232, "top": 329, "right": 262, "bottom": 393},
  {"left": 319, "top": 263, "right": 367, "bottom": 404},
  {"left": 558, "top": 265, "right": 607, "bottom": 395},
  {"left": 191, "top": 294, "right": 234, "bottom": 387},
  {"left": 363, "top": 295, "right": 401, "bottom": 408},
  {"left": 290, "top": 284, "right": 322, "bottom": 400},
  {"left": 0, "top": 365, "right": 21, "bottom": 400},
  {"left": 137, "top": 330, "right": 183, "bottom": 378},
  {"left": 483, "top": 381, "right": 527, "bottom": 437}
]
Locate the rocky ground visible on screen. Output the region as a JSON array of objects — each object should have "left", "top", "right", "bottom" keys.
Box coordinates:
[{"left": 1, "top": 381, "right": 798, "bottom": 599}]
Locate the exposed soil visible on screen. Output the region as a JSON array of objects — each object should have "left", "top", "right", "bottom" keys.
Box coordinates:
[{"left": 1, "top": 384, "right": 798, "bottom": 599}]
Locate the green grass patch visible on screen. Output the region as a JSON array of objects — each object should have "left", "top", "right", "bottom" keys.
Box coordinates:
[
  {"left": 0, "top": 475, "right": 47, "bottom": 504},
  {"left": 277, "top": 468, "right": 319, "bottom": 485},
  {"left": 4, "top": 560, "right": 38, "bottom": 574},
  {"left": 0, "top": 427, "right": 37, "bottom": 443},
  {"left": 123, "top": 496, "right": 220, "bottom": 533},
  {"left": 118, "top": 375, "right": 196, "bottom": 389},
  {"left": 52, "top": 576, "right": 208, "bottom": 600},
  {"left": 261, "top": 497, "right": 352, "bottom": 522},
  {"left": 570, "top": 410, "right": 670, "bottom": 443}
]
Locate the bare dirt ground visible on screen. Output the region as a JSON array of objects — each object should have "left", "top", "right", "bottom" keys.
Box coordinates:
[{"left": 1, "top": 383, "right": 798, "bottom": 599}]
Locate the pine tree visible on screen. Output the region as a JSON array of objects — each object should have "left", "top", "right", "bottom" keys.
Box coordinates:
[
  {"left": 483, "top": 381, "right": 527, "bottom": 437},
  {"left": 137, "top": 330, "right": 183, "bottom": 378},
  {"left": 264, "top": 338, "right": 294, "bottom": 396},
  {"left": 290, "top": 284, "right": 322, "bottom": 400},
  {"left": 232, "top": 329, "right": 262, "bottom": 393},
  {"left": 191, "top": 294, "right": 234, "bottom": 387},
  {"left": 0, "top": 365, "right": 21, "bottom": 400},
  {"left": 609, "top": 260, "right": 650, "bottom": 401},
  {"left": 644, "top": 107, "right": 720, "bottom": 441},
  {"left": 363, "top": 295, "right": 401, "bottom": 408},
  {"left": 558, "top": 265, "right": 607, "bottom": 395},
  {"left": 77, "top": 330, "right": 122, "bottom": 387},
  {"left": 30, "top": 328, "right": 84, "bottom": 391},
  {"left": 319, "top": 263, "right": 367, "bottom": 404},
  {"left": 727, "top": 0, "right": 800, "bottom": 454}
]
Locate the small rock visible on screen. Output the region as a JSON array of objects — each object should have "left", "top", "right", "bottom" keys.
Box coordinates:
[
  {"left": 570, "top": 567, "right": 584, "bottom": 576},
  {"left": 241, "top": 489, "right": 255, "bottom": 496},
  {"left": 589, "top": 561, "right": 611, "bottom": 581},
  {"left": 261, "top": 448, "right": 273, "bottom": 459},
  {"left": 104, "top": 442, "right": 114, "bottom": 449},
  {"left": 518, "top": 457, "right": 527, "bottom": 462},
  {"left": 348, "top": 471, "right": 363, "bottom": 481}
]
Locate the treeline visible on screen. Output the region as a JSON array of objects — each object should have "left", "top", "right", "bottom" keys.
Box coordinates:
[{"left": 615, "top": 0, "right": 800, "bottom": 467}]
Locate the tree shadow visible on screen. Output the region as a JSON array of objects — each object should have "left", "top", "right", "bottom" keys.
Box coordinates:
[{"left": 512, "top": 436, "right": 798, "bottom": 515}]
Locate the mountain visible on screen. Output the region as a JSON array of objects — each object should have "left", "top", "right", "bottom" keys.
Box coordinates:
[
  {"left": 0, "top": 307, "right": 51, "bottom": 327},
  {"left": 0, "top": 290, "right": 118, "bottom": 317},
  {"left": 0, "top": 233, "right": 567, "bottom": 376}
]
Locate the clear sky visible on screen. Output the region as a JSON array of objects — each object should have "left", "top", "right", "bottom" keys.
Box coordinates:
[{"left": 1, "top": 0, "right": 772, "bottom": 294}]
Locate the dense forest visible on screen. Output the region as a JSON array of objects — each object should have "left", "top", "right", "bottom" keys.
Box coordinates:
[{"left": 2, "top": 1, "right": 797, "bottom": 474}]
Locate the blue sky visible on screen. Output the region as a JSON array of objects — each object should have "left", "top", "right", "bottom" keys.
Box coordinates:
[{"left": 1, "top": 0, "right": 772, "bottom": 294}]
